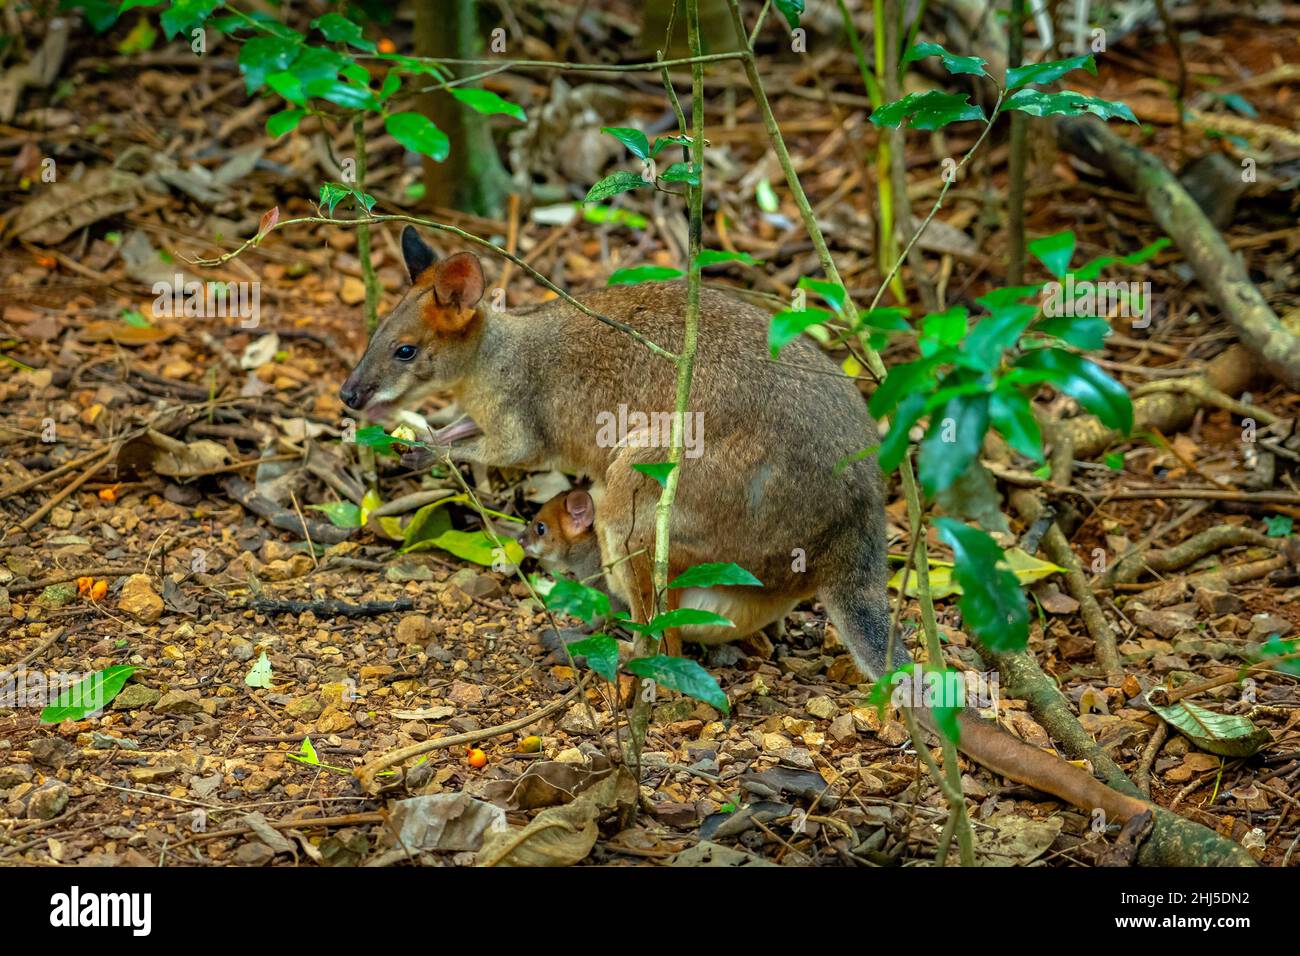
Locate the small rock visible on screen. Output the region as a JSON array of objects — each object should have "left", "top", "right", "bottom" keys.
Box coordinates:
[
  {"left": 877, "top": 720, "right": 911, "bottom": 747},
  {"left": 740, "top": 631, "right": 774, "bottom": 659},
  {"left": 49, "top": 507, "right": 73, "bottom": 530},
  {"left": 36, "top": 584, "right": 77, "bottom": 610},
  {"left": 437, "top": 584, "right": 473, "bottom": 614},
  {"left": 826, "top": 655, "right": 865, "bottom": 685},
  {"left": 395, "top": 613, "right": 432, "bottom": 645},
  {"left": 113, "top": 684, "right": 161, "bottom": 711},
  {"left": 154, "top": 689, "right": 204, "bottom": 715},
  {"left": 1195, "top": 587, "right": 1243, "bottom": 617},
  {"left": 262, "top": 554, "right": 313, "bottom": 581},
  {"left": 118, "top": 574, "right": 164, "bottom": 624},
  {"left": 233, "top": 841, "right": 277, "bottom": 865},
  {"left": 0, "top": 763, "right": 35, "bottom": 789},
  {"left": 30, "top": 737, "right": 80, "bottom": 771},
  {"left": 654, "top": 801, "right": 698, "bottom": 828},
  {"left": 1133, "top": 608, "right": 1194, "bottom": 640},
  {"left": 448, "top": 680, "right": 485, "bottom": 707},
  {"left": 229, "top": 637, "right": 255, "bottom": 661},
  {"left": 285, "top": 696, "right": 323, "bottom": 720},
  {"left": 1247, "top": 613, "right": 1292, "bottom": 643},
  {"left": 828, "top": 713, "right": 855, "bottom": 743},
  {"left": 27, "top": 780, "right": 69, "bottom": 820},
  {"left": 338, "top": 276, "right": 367, "bottom": 306},
  {"left": 806, "top": 696, "right": 838, "bottom": 720}
]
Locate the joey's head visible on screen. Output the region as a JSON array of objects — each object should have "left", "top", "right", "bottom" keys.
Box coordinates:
[
  {"left": 522, "top": 490, "right": 596, "bottom": 566},
  {"left": 338, "top": 226, "right": 486, "bottom": 419}
]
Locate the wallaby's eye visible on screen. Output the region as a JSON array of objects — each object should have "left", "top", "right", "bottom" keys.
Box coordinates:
[
  {"left": 394, "top": 344, "right": 418, "bottom": 362},
  {"left": 534, "top": 522, "right": 547, "bottom": 537}
]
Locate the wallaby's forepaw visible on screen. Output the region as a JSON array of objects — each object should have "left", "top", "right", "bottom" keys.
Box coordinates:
[{"left": 400, "top": 445, "right": 438, "bottom": 470}]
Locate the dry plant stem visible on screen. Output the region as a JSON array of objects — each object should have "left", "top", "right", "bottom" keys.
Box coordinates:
[
  {"left": 1106, "top": 524, "right": 1276, "bottom": 588},
  {"left": 1010, "top": 488, "right": 1124, "bottom": 682},
  {"left": 1133, "top": 378, "right": 1281, "bottom": 426},
  {"left": 190, "top": 214, "right": 676, "bottom": 362},
  {"left": 1136, "top": 722, "right": 1168, "bottom": 797},
  {"left": 354, "top": 686, "right": 582, "bottom": 790},
  {"left": 16, "top": 447, "right": 115, "bottom": 532},
  {"left": 1163, "top": 650, "right": 1300, "bottom": 704},
  {"left": 628, "top": 0, "right": 708, "bottom": 769}
]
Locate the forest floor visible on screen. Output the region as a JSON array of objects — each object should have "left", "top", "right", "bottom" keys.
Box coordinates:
[{"left": 2, "top": 4, "right": 1299, "bottom": 867}]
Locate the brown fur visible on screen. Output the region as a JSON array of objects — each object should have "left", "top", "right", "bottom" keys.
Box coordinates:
[{"left": 339, "top": 228, "right": 1154, "bottom": 826}]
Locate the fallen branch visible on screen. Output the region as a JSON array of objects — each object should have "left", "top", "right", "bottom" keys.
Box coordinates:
[{"left": 248, "top": 597, "right": 413, "bottom": 618}]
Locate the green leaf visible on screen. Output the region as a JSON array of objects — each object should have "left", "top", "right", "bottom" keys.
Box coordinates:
[
  {"left": 450, "top": 88, "right": 525, "bottom": 121},
  {"left": 768, "top": 306, "right": 834, "bottom": 357},
  {"left": 1147, "top": 694, "right": 1271, "bottom": 757},
  {"left": 1105, "top": 452, "right": 1125, "bottom": 470},
  {"left": 544, "top": 577, "right": 611, "bottom": 625},
  {"left": 309, "top": 77, "right": 376, "bottom": 111},
  {"left": 1074, "top": 238, "right": 1171, "bottom": 281},
  {"left": 39, "top": 666, "right": 137, "bottom": 723},
  {"left": 755, "top": 178, "right": 779, "bottom": 213},
  {"left": 650, "top": 133, "right": 692, "bottom": 156},
  {"left": 602, "top": 126, "right": 652, "bottom": 159},
  {"left": 428, "top": 529, "right": 523, "bottom": 567},
  {"left": 311, "top": 12, "right": 376, "bottom": 51},
  {"left": 1033, "top": 315, "right": 1109, "bottom": 350},
  {"left": 608, "top": 265, "right": 683, "bottom": 285},
  {"left": 116, "top": 15, "right": 157, "bottom": 55},
  {"left": 903, "top": 41, "right": 987, "bottom": 77},
  {"left": 565, "top": 635, "right": 619, "bottom": 682},
  {"left": 871, "top": 91, "right": 984, "bottom": 130},
  {"left": 934, "top": 518, "right": 1029, "bottom": 652},
  {"left": 976, "top": 284, "right": 1043, "bottom": 309},
  {"left": 797, "top": 277, "right": 850, "bottom": 315},
  {"left": 660, "top": 162, "right": 699, "bottom": 185},
  {"left": 648, "top": 608, "right": 734, "bottom": 632},
  {"left": 584, "top": 170, "right": 652, "bottom": 204},
  {"left": 1255, "top": 635, "right": 1300, "bottom": 676},
  {"left": 307, "top": 500, "right": 362, "bottom": 528},
  {"left": 773, "top": 0, "right": 804, "bottom": 30},
  {"left": 1028, "top": 230, "right": 1076, "bottom": 278},
  {"left": 877, "top": 391, "right": 927, "bottom": 474},
  {"left": 266, "top": 108, "right": 307, "bottom": 137},
  {"left": 919, "top": 390, "right": 991, "bottom": 495},
  {"left": 698, "top": 249, "right": 758, "bottom": 268},
  {"left": 988, "top": 385, "right": 1043, "bottom": 462},
  {"left": 869, "top": 355, "right": 942, "bottom": 419},
  {"left": 870, "top": 664, "right": 963, "bottom": 742},
  {"left": 1011, "top": 348, "right": 1133, "bottom": 433},
  {"left": 1006, "top": 54, "right": 1096, "bottom": 90},
  {"left": 961, "top": 303, "right": 1037, "bottom": 370},
  {"left": 856, "top": 307, "right": 911, "bottom": 332},
  {"left": 1002, "top": 88, "right": 1138, "bottom": 124},
  {"left": 351, "top": 423, "right": 417, "bottom": 453},
  {"left": 238, "top": 35, "right": 299, "bottom": 94},
  {"left": 920, "top": 305, "right": 968, "bottom": 352},
  {"left": 400, "top": 500, "right": 454, "bottom": 551},
  {"left": 625, "top": 655, "right": 729, "bottom": 713},
  {"left": 669, "top": 562, "right": 762, "bottom": 589},
  {"left": 244, "top": 651, "right": 273, "bottom": 689},
  {"left": 631, "top": 461, "right": 676, "bottom": 487},
  {"left": 1265, "top": 515, "right": 1294, "bottom": 537},
  {"left": 159, "top": 0, "right": 217, "bottom": 40},
  {"left": 386, "top": 111, "right": 450, "bottom": 161}
]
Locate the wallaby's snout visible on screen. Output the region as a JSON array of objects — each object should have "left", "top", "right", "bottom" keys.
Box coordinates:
[{"left": 338, "top": 374, "right": 376, "bottom": 412}]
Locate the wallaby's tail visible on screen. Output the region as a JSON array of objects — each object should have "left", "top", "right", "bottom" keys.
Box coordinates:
[{"left": 821, "top": 570, "right": 1151, "bottom": 826}]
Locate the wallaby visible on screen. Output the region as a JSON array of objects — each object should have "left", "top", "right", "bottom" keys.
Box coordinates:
[{"left": 338, "top": 226, "right": 1151, "bottom": 827}]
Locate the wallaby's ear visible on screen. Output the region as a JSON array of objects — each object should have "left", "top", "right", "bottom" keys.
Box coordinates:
[
  {"left": 432, "top": 252, "right": 485, "bottom": 310},
  {"left": 564, "top": 489, "right": 594, "bottom": 533},
  {"left": 401, "top": 226, "right": 435, "bottom": 282}
]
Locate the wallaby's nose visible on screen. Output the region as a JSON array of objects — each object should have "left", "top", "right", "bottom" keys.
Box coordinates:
[{"left": 339, "top": 376, "right": 375, "bottom": 411}]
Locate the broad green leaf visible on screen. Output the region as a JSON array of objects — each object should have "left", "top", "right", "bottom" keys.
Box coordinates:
[
  {"left": 1006, "top": 54, "right": 1096, "bottom": 90},
  {"left": 430, "top": 528, "right": 523, "bottom": 567},
  {"left": 870, "top": 355, "right": 943, "bottom": 419},
  {"left": 608, "top": 265, "right": 683, "bottom": 285},
  {"left": 774, "top": 0, "right": 804, "bottom": 30},
  {"left": 631, "top": 461, "right": 676, "bottom": 487},
  {"left": 768, "top": 306, "right": 835, "bottom": 357},
  {"left": 602, "top": 126, "right": 651, "bottom": 159},
  {"left": 660, "top": 162, "right": 699, "bottom": 185},
  {"left": 1265, "top": 515, "right": 1294, "bottom": 538},
  {"left": 450, "top": 88, "right": 525, "bottom": 121},
  {"left": 857, "top": 307, "right": 910, "bottom": 332},
  {"left": 1073, "top": 238, "right": 1171, "bottom": 281},
  {"left": 651, "top": 133, "right": 692, "bottom": 156},
  {"left": 544, "top": 577, "right": 611, "bottom": 625},
  {"left": 934, "top": 519, "right": 1029, "bottom": 652},
  {"left": 565, "top": 635, "right": 619, "bottom": 681},
  {"left": 961, "top": 303, "right": 1037, "bottom": 370},
  {"left": 309, "top": 77, "right": 376, "bottom": 111},
  {"left": 919, "top": 391, "right": 990, "bottom": 495},
  {"left": 647, "top": 608, "right": 734, "bottom": 632},
  {"left": 266, "top": 108, "right": 307, "bottom": 137},
  {"left": 386, "top": 111, "right": 450, "bottom": 161},
  {"left": 311, "top": 12, "right": 376, "bottom": 51},
  {"left": 698, "top": 249, "right": 758, "bottom": 268},
  {"left": 920, "top": 305, "right": 968, "bottom": 353},
  {"left": 160, "top": 0, "right": 217, "bottom": 39},
  {"left": 1011, "top": 348, "right": 1133, "bottom": 433},
  {"left": 400, "top": 499, "right": 455, "bottom": 551},
  {"left": 1255, "top": 635, "right": 1300, "bottom": 676},
  {"left": 39, "top": 666, "right": 137, "bottom": 722},
  {"left": 1032, "top": 315, "right": 1109, "bottom": 350},
  {"left": 351, "top": 423, "right": 418, "bottom": 454},
  {"left": 1028, "top": 230, "right": 1076, "bottom": 278},
  {"left": 1148, "top": 694, "right": 1271, "bottom": 757},
  {"left": 877, "top": 391, "right": 927, "bottom": 474},
  {"left": 244, "top": 651, "right": 273, "bottom": 689},
  {"left": 1002, "top": 88, "right": 1138, "bottom": 124},
  {"left": 871, "top": 91, "right": 984, "bottom": 130},
  {"left": 988, "top": 386, "right": 1043, "bottom": 462},
  {"left": 903, "top": 41, "right": 987, "bottom": 77},
  {"left": 238, "top": 35, "right": 299, "bottom": 93},
  {"left": 976, "top": 284, "right": 1043, "bottom": 309},
  {"left": 625, "top": 655, "right": 729, "bottom": 713},
  {"left": 308, "top": 500, "right": 362, "bottom": 528},
  {"left": 584, "top": 170, "right": 652, "bottom": 204},
  {"left": 669, "top": 562, "right": 762, "bottom": 589}
]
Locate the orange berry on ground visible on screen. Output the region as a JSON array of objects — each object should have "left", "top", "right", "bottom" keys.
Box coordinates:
[
  {"left": 377, "top": 37, "right": 396, "bottom": 53},
  {"left": 89, "top": 580, "right": 108, "bottom": 601},
  {"left": 98, "top": 485, "right": 118, "bottom": 502},
  {"left": 467, "top": 748, "right": 487, "bottom": 768},
  {"left": 76, "top": 576, "right": 94, "bottom": 596},
  {"left": 517, "top": 735, "right": 542, "bottom": 754}
]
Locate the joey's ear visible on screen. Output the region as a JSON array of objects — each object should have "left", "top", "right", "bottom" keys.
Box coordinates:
[
  {"left": 401, "top": 226, "right": 435, "bottom": 282},
  {"left": 564, "top": 489, "right": 595, "bottom": 532},
  {"left": 432, "top": 252, "right": 485, "bottom": 309}
]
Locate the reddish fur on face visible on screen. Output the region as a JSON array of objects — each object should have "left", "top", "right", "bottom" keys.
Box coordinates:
[
  {"left": 523, "top": 490, "right": 595, "bottom": 560},
  {"left": 416, "top": 252, "right": 485, "bottom": 335}
]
